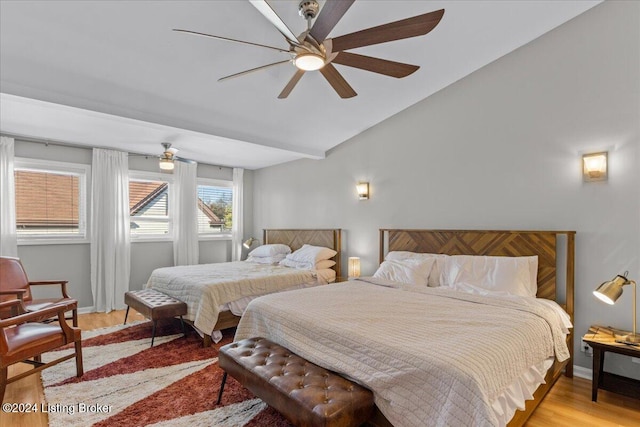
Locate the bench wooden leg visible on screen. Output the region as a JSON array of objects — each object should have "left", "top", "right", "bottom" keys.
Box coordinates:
[
  {"left": 124, "top": 306, "right": 130, "bottom": 325},
  {"left": 179, "top": 316, "right": 186, "bottom": 338},
  {"left": 151, "top": 320, "right": 157, "bottom": 347},
  {"left": 216, "top": 371, "right": 227, "bottom": 405}
]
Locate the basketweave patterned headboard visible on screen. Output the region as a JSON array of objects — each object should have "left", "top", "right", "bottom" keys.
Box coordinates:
[{"left": 263, "top": 229, "right": 342, "bottom": 277}]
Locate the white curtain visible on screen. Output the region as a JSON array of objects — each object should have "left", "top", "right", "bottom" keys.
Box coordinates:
[
  {"left": 0, "top": 136, "right": 18, "bottom": 257},
  {"left": 231, "top": 167, "right": 244, "bottom": 261},
  {"left": 172, "top": 161, "right": 199, "bottom": 265},
  {"left": 90, "top": 148, "right": 130, "bottom": 312}
]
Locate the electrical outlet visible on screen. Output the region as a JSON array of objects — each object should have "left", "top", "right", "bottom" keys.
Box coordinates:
[{"left": 581, "top": 340, "right": 593, "bottom": 356}]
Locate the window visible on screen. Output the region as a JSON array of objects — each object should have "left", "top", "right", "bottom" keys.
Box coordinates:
[
  {"left": 14, "top": 158, "right": 89, "bottom": 243},
  {"left": 129, "top": 173, "right": 171, "bottom": 238},
  {"left": 197, "top": 180, "right": 233, "bottom": 236}
]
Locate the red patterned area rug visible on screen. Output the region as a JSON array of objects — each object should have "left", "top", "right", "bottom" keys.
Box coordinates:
[{"left": 41, "top": 320, "right": 292, "bottom": 427}]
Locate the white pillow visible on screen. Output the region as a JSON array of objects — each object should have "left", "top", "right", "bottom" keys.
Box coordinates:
[
  {"left": 372, "top": 258, "right": 435, "bottom": 286},
  {"left": 285, "top": 244, "right": 337, "bottom": 264},
  {"left": 441, "top": 255, "right": 538, "bottom": 297},
  {"left": 279, "top": 258, "right": 336, "bottom": 270},
  {"left": 246, "top": 254, "right": 287, "bottom": 265},
  {"left": 248, "top": 244, "right": 291, "bottom": 258},
  {"left": 385, "top": 251, "right": 448, "bottom": 287}
]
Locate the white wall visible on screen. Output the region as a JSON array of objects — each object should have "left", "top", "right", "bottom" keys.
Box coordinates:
[
  {"left": 13, "top": 140, "right": 253, "bottom": 308},
  {"left": 251, "top": 1, "right": 639, "bottom": 377}
]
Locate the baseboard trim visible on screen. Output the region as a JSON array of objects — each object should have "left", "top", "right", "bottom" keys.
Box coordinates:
[
  {"left": 78, "top": 306, "right": 95, "bottom": 314},
  {"left": 573, "top": 365, "right": 592, "bottom": 380}
]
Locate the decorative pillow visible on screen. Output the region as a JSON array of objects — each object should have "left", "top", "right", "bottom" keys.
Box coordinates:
[
  {"left": 285, "top": 244, "right": 337, "bottom": 264},
  {"left": 372, "top": 258, "right": 435, "bottom": 286},
  {"left": 441, "top": 255, "right": 538, "bottom": 297},
  {"left": 279, "top": 258, "right": 336, "bottom": 270},
  {"left": 248, "top": 244, "right": 291, "bottom": 257},
  {"left": 385, "top": 251, "right": 448, "bottom": 287},
  {"left": 245, "top": 254, "right": 287, "bottom": 265}
]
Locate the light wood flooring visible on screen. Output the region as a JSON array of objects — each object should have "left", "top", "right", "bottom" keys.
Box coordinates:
[{"left": 2, "top": 310, "right": 639, "bottom": 427}]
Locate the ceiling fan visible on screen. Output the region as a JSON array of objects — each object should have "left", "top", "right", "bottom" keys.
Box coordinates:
[
  {"left": 158, "top": 142, "right": 194, "bottom": 172},
  {"left": 174, "top": 0, "right": 444, "bottom": 99}
]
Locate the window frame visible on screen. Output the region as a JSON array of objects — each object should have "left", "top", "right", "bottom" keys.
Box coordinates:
[
  {"left": 128, "top": 170, "right": 174, "bottom": 243},
  {"left": 197, "top": 178, "right": 233, "bottom": 241},
  {"left": 14, "top": 157, "right": 90, "bottom": 245}
]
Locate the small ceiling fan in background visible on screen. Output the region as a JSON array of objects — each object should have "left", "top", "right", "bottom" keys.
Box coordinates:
[
  {"left": 174, "top": 0, "right": 444, "bottom": 98},
  {"left": 158, "top": 142, "right": 194, "bottom": 172}
]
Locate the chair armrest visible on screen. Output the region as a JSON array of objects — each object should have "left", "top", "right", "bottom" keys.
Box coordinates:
[
  {"left": 0, "top": 299, "right": 28, "bottom": 318},
  {"left": 29, "top": 280, "right": 70, "bottom": 298},
  {"left": 0, "top": 289, "right": 28, "bottom": 300},
  {"left": 0, "top": 299, "right": 77, "bottom": 329}
]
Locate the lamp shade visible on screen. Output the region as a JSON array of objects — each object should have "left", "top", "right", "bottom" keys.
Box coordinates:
[
  {"left": 159, "top": 157, "right": 174, "bottom": 171},
  {"left": 243, "top": 237, "right": 257, "bottom": 249},
  {"left": 348, "top": 257, "right": 361, "bottom": 278},
  {"left": 356, "top": 182, "right": 369, "bottom": 200},
  {"left": 593, "top": 275, "right": 626, "bottom": 304}
]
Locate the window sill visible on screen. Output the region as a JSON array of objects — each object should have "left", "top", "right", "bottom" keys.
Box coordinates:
[
  {"left": 18, "top": 238, "right": 90, "bottom": 246},
  {"left": 198, "top": 234, "right": 232, "bottom": 241}
]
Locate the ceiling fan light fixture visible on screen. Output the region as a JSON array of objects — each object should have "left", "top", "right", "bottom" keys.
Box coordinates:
[
  {"left": 294, "top": 53, "right": 325, "bottom": 71},
  {"left": 159, "top": 156, "right": 175, "bottom": 171}
]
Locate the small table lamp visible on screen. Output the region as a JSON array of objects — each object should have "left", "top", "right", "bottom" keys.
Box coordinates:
[
  {"left": 348, "top": 257, "right": 361, "bottom": 279},
  {"left": 593, "top": 271, "right": 638, "bottom": 345},
  {"left": 243, "top": 237, "right": 258, "bottom": 249}
]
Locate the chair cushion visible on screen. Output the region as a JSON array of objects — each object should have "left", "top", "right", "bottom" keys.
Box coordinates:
[
  {"left": 25, "top": 298, "right": 75, "bottom": 313},
  {"left": 3, "top": 323, "right": 66, "bottom": 359}
]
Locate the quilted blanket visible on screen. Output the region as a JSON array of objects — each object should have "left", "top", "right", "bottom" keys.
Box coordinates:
[
  {"left": 146, "top": 261, "right": 315, "bottom": 334},
  {"left": 235, "top": 279, "right": 569, "bottom": 427}
]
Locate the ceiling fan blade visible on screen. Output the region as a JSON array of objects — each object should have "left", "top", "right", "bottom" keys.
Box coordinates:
[
  {"left": 309, "top": 0, "right": 355, "bottom": 42},
  {"left": 219, "top": 60, "right": 291, "bottom": 82},
  {"left": 332, "top": 51, "right": 419, "bottom": 78},
  {"left": 249, "top": 0, "right": 300, "bottom": 45},
  {"left": 173, "top": 29, "right": 290, "bottom": 53},
  {"left": 319, "top": 63, "right": 357, "bottom": 98},
  {"left": 278, "top": 69, "right": 305, "bottom": 99},
  {"left": 330, "top": 9, "right": 445, "bottom": 52}
]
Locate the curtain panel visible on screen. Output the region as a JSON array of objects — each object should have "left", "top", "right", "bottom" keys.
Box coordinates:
[
  {"left": 0, "top": 136, "right": 18, "bottom": 257},
  {"left": 172, "top": 161, "right": 199, "bottom": 265},
  {"left": 90, "top": 148, "right": 130, "bottom": 312},
  {"left": 231, "top": 168, "right": 244, "bottom": 261}
]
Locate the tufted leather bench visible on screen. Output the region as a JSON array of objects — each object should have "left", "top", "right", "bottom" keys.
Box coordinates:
[
  {"left": 124, "top": 289, "right": 187, "bottom": 347},
  {"left": 217, "top": 337, "right": 374, "bottom": 427}
]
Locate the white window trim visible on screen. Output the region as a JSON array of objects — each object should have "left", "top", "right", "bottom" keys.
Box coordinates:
[
  {"left": 15, "top": 157, "right": 91, "bottom": 245},
  {"left": 129, "top": 170, "right": 173, "bottom": 242},
  {"left": 197, "top": 177, "right": 233, "bottom": 240}
]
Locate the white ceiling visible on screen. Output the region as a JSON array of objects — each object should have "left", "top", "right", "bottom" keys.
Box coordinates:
[{"left": 0, "top": 0, "right": 601, "bottom": 170}]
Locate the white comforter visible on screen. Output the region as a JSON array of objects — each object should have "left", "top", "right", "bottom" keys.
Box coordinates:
[
  {"left": 235, "top": 278, "right": 570, "bottom": 427},
  {"left": 146, "top": 261, "right": 315, "bottom": 334}
]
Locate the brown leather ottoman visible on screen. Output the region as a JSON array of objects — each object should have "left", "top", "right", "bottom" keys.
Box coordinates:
[
  {"left": 217, "top": 337, "right": 374, "bottom": 427},
  {"left": 123, "top": 289, "right": 187, "bottom": 347}
]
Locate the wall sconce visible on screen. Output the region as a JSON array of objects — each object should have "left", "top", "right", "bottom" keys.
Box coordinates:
[
  {"left": 243, "top": 237, "right": 258, "bottom": 249},
  {"left": 582, "top": 152, "right": 607, "bottom": 182},
  {"left": 348, "top": 257, "right": 361, "bottom": 278},
  {"left": 356, "top": 182, "right": 369, "bottom": 200},
  {"left": 593, "top": 271, "right": 638, "bottom": 345}
]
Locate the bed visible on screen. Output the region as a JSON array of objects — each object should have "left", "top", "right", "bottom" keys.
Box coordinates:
[
  {"left": 235, "top": 229, "right": 575, "bottom": 427},
  {"left": 146, "top": 228, "right": 341, "bottom": 346}
]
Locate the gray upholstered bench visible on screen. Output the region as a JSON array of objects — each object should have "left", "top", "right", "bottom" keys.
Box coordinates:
[
  {"left": 124, "top": 289, "right": 187, "bottom": 347},
  {"left": 217, "top": 337, "right": 374, "bottom": 427}
]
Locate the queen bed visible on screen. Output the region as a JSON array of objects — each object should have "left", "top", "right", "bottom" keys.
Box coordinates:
[
  {"left": 235, "top": 229, "right": 575, "bottom": 427},
  {"left": 146, "top": 228, "right": 341, "bottom": 346}
]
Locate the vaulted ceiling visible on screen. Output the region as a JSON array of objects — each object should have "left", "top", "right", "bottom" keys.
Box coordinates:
[{"left": 0, "top": 1, "right": 601, "bottom": 169}]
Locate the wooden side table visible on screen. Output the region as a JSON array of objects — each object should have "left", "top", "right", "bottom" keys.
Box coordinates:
[{"left": 583, "top": 325, "right": 640, "bottom": 402}]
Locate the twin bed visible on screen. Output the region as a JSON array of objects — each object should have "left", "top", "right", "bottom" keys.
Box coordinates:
[
  {"left": 235, "top": 229, "right": 575, "bottom": 427},
  {"left": 146, "top": 228, "right": 341, "bottom": 346}
]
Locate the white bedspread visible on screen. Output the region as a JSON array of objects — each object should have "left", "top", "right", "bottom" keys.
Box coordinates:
[
  {"left": 235, "top": 278, "right": 569, "bottom": 427},
  {"left": 146, "top": 261, "right": 315, "bottom": 334}
]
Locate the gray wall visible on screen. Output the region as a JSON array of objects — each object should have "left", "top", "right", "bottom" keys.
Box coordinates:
[
  {"left": 251, "top": 1, "right": 640, "bottom": 377},
  {"left": 13, "top": 140, "right": 253, "bottom": 309}
]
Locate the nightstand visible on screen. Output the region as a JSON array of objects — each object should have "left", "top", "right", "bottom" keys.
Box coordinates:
[
  {"left": 583, "top": 325, "right": 640, "bottom": 402},
  {"left": 334, "top": 276, "right": 349, "bottom": 283}
]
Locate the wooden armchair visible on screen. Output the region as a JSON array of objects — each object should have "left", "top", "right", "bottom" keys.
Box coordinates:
[
  {"left": 1, "top": 299, "right": 83, "bottom": 402},
  {"left": 0, "top": 256, "right": 77, "bottom": 326}
]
